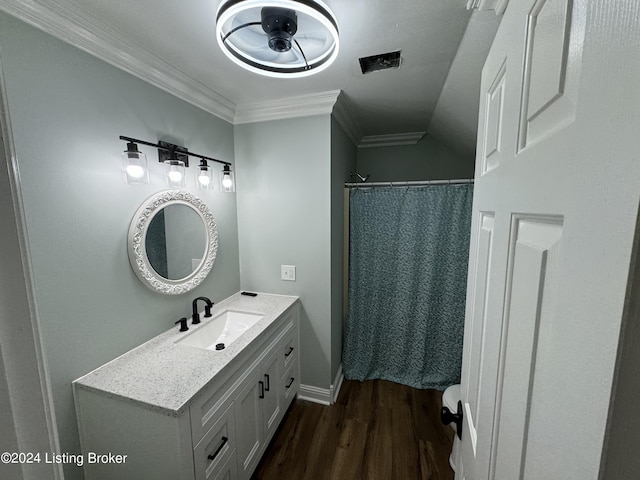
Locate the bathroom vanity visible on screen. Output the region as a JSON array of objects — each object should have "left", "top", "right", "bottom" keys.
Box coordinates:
[{"left": 73, "top": 292, "right": 300, "bottom": 480}]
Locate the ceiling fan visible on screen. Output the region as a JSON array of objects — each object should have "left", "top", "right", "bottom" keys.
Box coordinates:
[{"left": 215, "top": 0, "right": 340, "bottom": 78}]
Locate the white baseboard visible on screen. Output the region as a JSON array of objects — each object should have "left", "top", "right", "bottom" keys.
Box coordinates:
[
  {"left": 332, "top": 364, "right": 344, "bottom": 403},
  {"left": 298, "top": 384, "right": 332, "bottom": 406},
  {"left": 299, "top": 364, "right": 344, "bottom": 406}
]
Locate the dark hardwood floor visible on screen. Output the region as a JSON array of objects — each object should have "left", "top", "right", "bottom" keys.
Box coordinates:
[{"left": 252, "top": 379, "right": 455, "bottom": 480}]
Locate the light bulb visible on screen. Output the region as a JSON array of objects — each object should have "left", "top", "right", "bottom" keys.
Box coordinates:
[
  {"left": 165, "top": 159, "right": 186, "bottom": 187},
  {"left": 168, "top": 170, "right": 183, "bottom": 183},
  {"left": 222, "top": 173, "right": 233, "bottom": 188},
  {"left": 126, "top": 164, "right": 145, "bottom": 179},
  {"left": 199, "top": 172, "right": 211, "bottom": 186}
]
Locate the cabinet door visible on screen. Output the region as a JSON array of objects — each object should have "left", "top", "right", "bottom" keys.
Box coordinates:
[
  {"left": 261, "top": 349, "right": 281, "bottom": 440},
  {"left": 234, "top": 367, "right": 264, "bottom": 480}
]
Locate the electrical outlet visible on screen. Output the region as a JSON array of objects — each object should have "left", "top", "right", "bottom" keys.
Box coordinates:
[{"left": 281, "top": 265, "right": 296, "bottom": 281}]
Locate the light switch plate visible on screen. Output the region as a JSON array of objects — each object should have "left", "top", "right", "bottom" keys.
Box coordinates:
[{"left": 281, "top": 265, "right": 296, "bottom": 281}]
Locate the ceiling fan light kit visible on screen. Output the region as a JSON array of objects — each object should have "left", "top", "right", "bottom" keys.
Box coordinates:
[{"left": 216, "top": 0, "right": 339, "bottom": 78}]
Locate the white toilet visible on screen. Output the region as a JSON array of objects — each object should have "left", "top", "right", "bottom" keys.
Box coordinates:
[{"left": 442, "top": 384, "right": 461, "bottom": 472}]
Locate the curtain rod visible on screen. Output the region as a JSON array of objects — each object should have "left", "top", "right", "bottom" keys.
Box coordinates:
[{"left": 344, "top": 179, "right": 474, "bottom": 188}]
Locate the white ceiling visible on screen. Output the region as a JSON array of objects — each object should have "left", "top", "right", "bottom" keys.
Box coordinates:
[{"left": 0, "top": 0, "right": 500, "bottom": 152}]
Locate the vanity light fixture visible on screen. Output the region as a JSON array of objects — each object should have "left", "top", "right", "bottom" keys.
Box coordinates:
[
  {"left": 121, "top": 142, "right": 149, "bottom": 184},
  {"left": 118, "top": 136, "right": 235, "bottom": 192},
  {"left": 215, "top": 0, "right": 339, "bottom": 78}
]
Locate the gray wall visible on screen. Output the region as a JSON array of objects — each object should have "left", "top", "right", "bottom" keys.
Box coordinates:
[
  {"left": 356, "top": 135, "right": 474, "bottom": 182},
  {"left": 0, "top": 348, "right": 20, "bottom": 480},
  {"left": 0, "top": 112, "right": 53, "bottom": 479},
  {"left": 235, "top": 115, "right": 334, "bottom": 390},
  {"left": 330, "top": 118, "right": 356, "bottom": 382},
  {"left": 0, "top": 13, "right": 240, "bottom": 480}
]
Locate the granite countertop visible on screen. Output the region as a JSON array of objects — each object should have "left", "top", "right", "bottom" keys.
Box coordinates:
[{"left": 73, "top": 292, "right": 299, "bottom": 416}]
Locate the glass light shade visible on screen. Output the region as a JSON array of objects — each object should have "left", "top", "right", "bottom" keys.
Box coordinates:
[
  {"left": 197, "top": 164, "right": 214, "bottom": 190},
  {"left": 165, "top": 160, "right": 187, "bottom": 187},
  {"left": 121, "top": 143, "right": 149, "bottom": 185},
  {"left": 220, "top": 167, "right": 235, "bottom": 193}
]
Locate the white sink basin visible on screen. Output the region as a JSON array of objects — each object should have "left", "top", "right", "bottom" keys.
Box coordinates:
[{"left": 176, "top": 310, "right": 264, "bottom": 351}]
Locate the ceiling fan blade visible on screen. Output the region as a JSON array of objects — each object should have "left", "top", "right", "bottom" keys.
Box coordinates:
[
  {"left": 294, "top": 35, "right": 328, "bottom": 47},
  {"left": 243, "top": 45, "right": 300, "bottom": 64},
  {"left": 222, "top": 21, "right": 262, "bottom": 44}
]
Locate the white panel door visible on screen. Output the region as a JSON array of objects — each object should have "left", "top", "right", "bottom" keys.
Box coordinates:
[{"left": 459, "top": 1, "right": 640, "bottom": 479}]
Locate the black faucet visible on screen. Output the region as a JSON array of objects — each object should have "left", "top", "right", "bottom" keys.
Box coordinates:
[{"left": 192, "top": 296, "right": 213, "bottom": 325}]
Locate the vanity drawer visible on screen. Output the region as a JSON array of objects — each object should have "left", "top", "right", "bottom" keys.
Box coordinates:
[
  {"left": 190, "top": 376, "right": 237, "bottom": 444},
  {"left": 281, "top": 325, "right": 297, "bottom": 371},
  {"left": 281, "top": 356, "right": 299, "bottom": 406},
  {"left": 194, "top": 403, "right": 236, "bottom": 480}
]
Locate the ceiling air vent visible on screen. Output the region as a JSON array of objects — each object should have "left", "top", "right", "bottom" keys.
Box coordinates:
[{"left": 359, "top": 50, "right": 401, "bottom": 74}]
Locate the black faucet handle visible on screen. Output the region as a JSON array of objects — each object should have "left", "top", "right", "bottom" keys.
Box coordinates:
[
  {"left": 204, "top": 304, "right": 212, "bottom": 318},
  {"left": 175, "top": 318, "right": 189, "bottom": 332}
]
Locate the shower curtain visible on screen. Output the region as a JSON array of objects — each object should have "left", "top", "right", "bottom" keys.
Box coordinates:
[{"left": 343, "top": 184, "right": 473, "bottom": 390}]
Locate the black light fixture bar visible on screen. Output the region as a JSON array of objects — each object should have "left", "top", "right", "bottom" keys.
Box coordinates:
[{"left": 119, "top": 136, "right": 231, "bottom": 167}]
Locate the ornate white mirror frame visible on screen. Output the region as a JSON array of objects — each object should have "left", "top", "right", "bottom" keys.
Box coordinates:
[{"left": 128, "top": 190, "right": 218, "bottom": 295}]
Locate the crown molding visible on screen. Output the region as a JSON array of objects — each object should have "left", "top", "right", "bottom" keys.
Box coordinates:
[
  {"left": 235, "top": 89, "right": 362, "bottom": 147},
  {"left": 235, "top": 90, "right": 341, "bottom": 124},
  {"left": 358, "top": 131, "right": 426, "bottom": 149},
  {"left": 332, "top": 92, "right": 362, "bottom": 146},
  {"left": 466, "top": 0, "right": 509, "bottom": 14},
  {"left": 0, "top": 0, "right": 236, "bottom": 123}
]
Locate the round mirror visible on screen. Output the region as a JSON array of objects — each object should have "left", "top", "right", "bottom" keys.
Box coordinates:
[{"left": 128, "top": 190, "right": 218, "bottom": 294}]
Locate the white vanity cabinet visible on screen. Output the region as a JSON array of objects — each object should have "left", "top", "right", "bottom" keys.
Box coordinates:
[
  {"left": 197, "top": 319, "right": 291, "bottom": 480},
  {"left": 74, "top": 295, "right": 299, "bottom": 480}
]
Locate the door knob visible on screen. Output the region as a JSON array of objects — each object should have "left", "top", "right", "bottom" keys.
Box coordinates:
[{"left": 441, "top": 400, "right": 463, "bottom": 440}]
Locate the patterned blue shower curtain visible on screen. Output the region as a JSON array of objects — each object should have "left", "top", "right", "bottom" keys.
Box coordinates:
[{"left": 343, "top": 184, "right": 473, "bottom": 390}]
